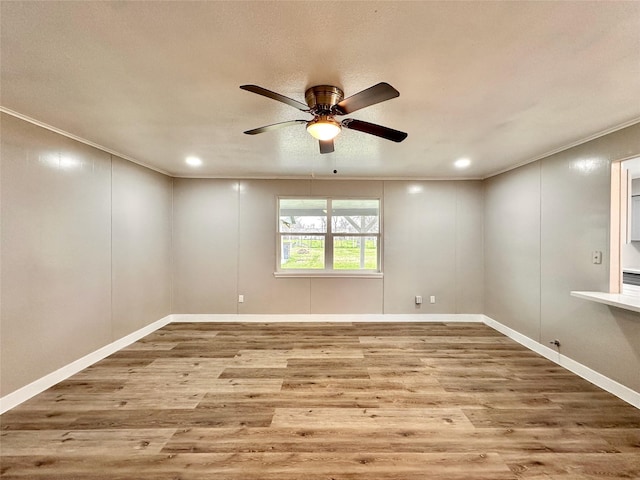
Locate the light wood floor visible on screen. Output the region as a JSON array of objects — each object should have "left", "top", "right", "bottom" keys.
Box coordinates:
[{"left": 1, "top": 322, "right": 639, "bottom": 479}]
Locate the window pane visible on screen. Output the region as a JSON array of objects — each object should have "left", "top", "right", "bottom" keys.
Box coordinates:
[
  {"left": 281, "top": 235, "right": 325, "bottom": 269},
  {"left": 333, "top": 236, "right": 378, "bottom": 270},
  {"left": 279, "top": 198, "right": 327, "bottom": 233},
  {"left": 331, "top": 199, "right": 379, "bottom": 234}
]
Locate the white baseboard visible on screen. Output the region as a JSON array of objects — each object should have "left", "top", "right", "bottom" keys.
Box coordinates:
[
  {"left": 0, "top": 315, "right": 172, "bottom": 414},
  {"left": 3, "top": 313, "right": 637, "bottom": 413},
  {"left": 170, "top": 313, "right": 485, "bottom": 323},
  {"left": 482, "top": 315, "right": 640, "bottom": 409}
]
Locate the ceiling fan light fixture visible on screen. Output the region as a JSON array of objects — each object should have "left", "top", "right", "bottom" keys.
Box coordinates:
[{"left": 307, "top": 116, "right": 341, "bottom": 141}]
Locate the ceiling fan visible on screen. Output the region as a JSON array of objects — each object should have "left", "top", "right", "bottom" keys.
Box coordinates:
[{"left": 240, "top": 82, "right": 408, "bottom": 154}]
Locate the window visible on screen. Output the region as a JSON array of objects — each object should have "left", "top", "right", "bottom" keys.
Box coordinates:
[{"left": 277, "top": 197, "right": 381, "bottom": 275}]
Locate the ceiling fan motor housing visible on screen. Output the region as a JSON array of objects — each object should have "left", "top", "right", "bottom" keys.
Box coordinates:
[{"left": 305, "top": 85, "right": 344, "bottom": 114}]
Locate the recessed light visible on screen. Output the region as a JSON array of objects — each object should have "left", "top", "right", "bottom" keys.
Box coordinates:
[
  {"left": 185, "top": 156, "right": 202, "bottom": 167},
  {"left": 454, "top": 158, "right": 471, "bottom": 169}
]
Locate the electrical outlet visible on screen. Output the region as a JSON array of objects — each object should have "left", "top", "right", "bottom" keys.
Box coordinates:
[
  {"left": 238, "top": 294, "right": 244, "bottom": 303},
  {"left": 415, "top": 295, "right": 422, "bottom": 304},
  {"left": 430, "top": 295, "right": 436, "bottom": 304},
  {"left": 592, "top": 251, "right": 602, "bottom": 264}
]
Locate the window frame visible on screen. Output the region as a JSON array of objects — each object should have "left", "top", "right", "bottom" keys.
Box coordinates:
[{"left": 275, "top": 196, "right": 383, "bottom": 278}]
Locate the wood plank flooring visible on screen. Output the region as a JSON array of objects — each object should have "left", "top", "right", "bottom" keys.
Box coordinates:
[{"left": 1, "top": 322, "right": 639, "bottom": 479}]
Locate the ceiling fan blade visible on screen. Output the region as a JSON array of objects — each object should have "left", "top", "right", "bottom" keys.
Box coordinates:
[
  {"left": 240, "top": 85, "right": 309, "bottom": 111},
  {"left": 319, "top": 139, "right": 334, "bottom": 154},
  {"left": 341, "top": 119, "right": 408, "bottom": 143},
  {"left": 335, "top": 82, "right": 400, "bottom": 114},
  {"left": 244, "top": 120, "right": 307, "bottom": 135}
]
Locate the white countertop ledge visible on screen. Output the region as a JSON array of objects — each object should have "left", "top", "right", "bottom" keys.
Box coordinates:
[{"left": 571, "top": 291, "right": 640, "bottom": 314}]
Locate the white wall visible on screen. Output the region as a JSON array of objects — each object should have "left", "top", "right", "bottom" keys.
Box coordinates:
[
  {"left": 0, "top": 114, "right": 173, "bottom": 396},
  {"left": 622, "top": 242, "right": 640, "bottom": 271},
  {"left": 172, "top": 178, "right": 484, "bottom": 314},
  {"left": 172, "top": 178, "right": 239, "bottom": 313},
  {"left": 5, "top": 108, "right": 639, "bottom": 401},
  {"left": 111, "top": 156, "right": 172, "bottom": 338},
  {"left": 484, "top": 123, "right": 640, "bottom": 393},
  {"left": 485, "top": 162, "right": 541, "bottom": 339},
  {"left": 384, "top": 181, "right": 484, "bottom": 314}
]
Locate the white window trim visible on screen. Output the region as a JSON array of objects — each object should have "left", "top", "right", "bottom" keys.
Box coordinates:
[
  {"left": 275, "top": 196, "right": 383, "bottom": 278},
  {"left": 274, "top": 271, "right": 384, "bottom": 279}
]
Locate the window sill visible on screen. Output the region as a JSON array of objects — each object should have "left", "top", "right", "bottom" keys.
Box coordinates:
[
  {"left": 274, "top": 271, "right": 383, "bottom": 279},
  {"left": 571, "top": 291, "right": 640, "bottom": 314}
]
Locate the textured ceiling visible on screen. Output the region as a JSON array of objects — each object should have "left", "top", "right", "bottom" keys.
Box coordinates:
[{"left": 1, "top": 1, "right": 639, "bottom": 179}]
